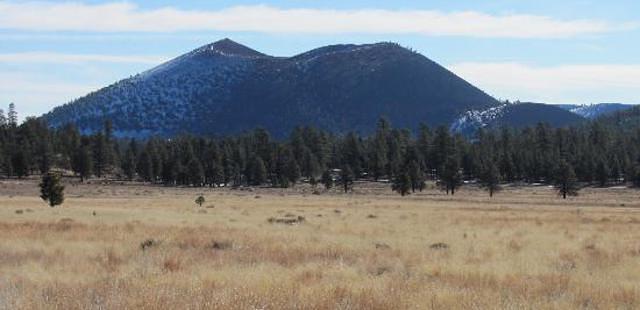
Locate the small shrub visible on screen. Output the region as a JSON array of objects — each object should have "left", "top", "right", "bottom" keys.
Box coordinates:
[
  {"left": 210, "top": 240, "right": 233, "bottom": 250},
  {"left": 140, "top": 239, "right": 159, "bottom": 251},
  {"left": 195, "top": 195, "right": 205, "bottom": 207},
  {"left": 430, "top": 242, "right": 449, "bottom": 250}
]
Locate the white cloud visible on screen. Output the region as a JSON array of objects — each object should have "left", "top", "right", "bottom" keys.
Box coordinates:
[
  {"left": 0, "top": 52, "right": 168, "bottom": 64},
  {"left": 448, "top": 62, "right": 640, "bottom": 103},
  {"left": 0, "top": 72, "right": 99, "bottom": 118},
  {"left": 0, "top": 1, "right": 631, "bottom": 38}
]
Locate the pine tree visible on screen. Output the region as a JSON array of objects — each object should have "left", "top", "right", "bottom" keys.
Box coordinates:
[
  {"left": 479, "top": 160, "right": 501, "bottom": 197},
  {"left": 286, "top": 159, "right": 301, "bottom": 186},
  {"left": 137, "top": 149, "right": 154, "bottom": 182},
  {"left": 93, "top": 133, "right": 107, "bottom": 178},
  {"left": 187, "top": 159, "right": 204, "bottom": 186},
  {"left": 595, "top": 159, "right": 609, "bottom": 187},
  {"left": 12, "top": 149, "right": 28, "bottom": 178},
  {"left": 340, "top": 165, "right": 354, "bottom": 193},
  {"left": 39, "top": 172, "right": 65, "bottom": 207},
  {"left": 407, "top": 160, "right": 426, "bottom": 192},
  {"left": 122, "top": 147, "right": 137, "bottom": 181},
  {"left": 250, "top": 156, "right": 268, "bottom": 186},
  {"left": 555, "top": 159, "right": 579, "bottom": 199},
  {"left": 371, "top": 118, "right": 389, "bottom": 180},
  {"left": 392, "top": 169, "right": 411, "bottom": 196},
  {"left": 7, "top": 103, "right": 17, "bottom": 127},
  {"left": 38, "top": 139, "right": 52, "bottom": 174},
  {"left": 72, "top": 144, "right": 93, "bottom": 182},
  {"left": 0, "top": 108, "right": 6, "bottom": 127},
  {"left": 321, "top": 169, "right": 334, "bottom": 190},
  {"left": 440, "top": 155, "right": 462, "bottom": 195}
]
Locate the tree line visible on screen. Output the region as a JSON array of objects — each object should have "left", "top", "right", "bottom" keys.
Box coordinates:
[{"left": 2, "top": 105, "right": 640, "bottom": 198}]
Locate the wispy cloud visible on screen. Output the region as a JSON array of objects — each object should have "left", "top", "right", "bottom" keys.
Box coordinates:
[
  {"left": 0, "top": 1, "right": 632, "bottom": 38},
  {"left": 0, "top": 72, "right": 100, "bottom": 118},
  {"left": 449, "top": 62, "right": 640, "bottom": 103},
  {"left": 0, "top": 52, "right": 168, "bottom": 64}
]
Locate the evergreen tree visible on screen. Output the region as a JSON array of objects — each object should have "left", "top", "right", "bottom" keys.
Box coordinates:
[
  {"left": 407, "top": 160, "right": 426, "bottom": 192},
  {"left": 11, "top": 149, "right": 28, "bottom": 178},
  {"left": 371, "top": 118, "right": 389, "bottom": 180},
  {"left": 340, "top": 165, "right": 354, "bottom": 193},
  {"left": 39, "top": 172, "right": 65, "bottom": 207},
  {"left": 137, "top": 149, "right": 154, "bottom": 182},
  {"left": 122, "top": 147, "right": 137, "bottom": 181},
  {"left": 555, "top": 159, "right": 580, "bottom": 199},
  {"left": 92, "top": 133, "right": 107, "bottom": 178},
  {"left": 440, "top": 155, "right": 462, "bottom": 195},
  {"left": 595, "top": 159, "right": 609, "bottom": 187},
  {"left": 7, "top": 103, "right": 17, "bottom": 127},
  {"left": 417, "top": 123, "right": 432, "bottom": 173},
  {"left": 187, "top": 159, "right": 204, "bottom": 186},
  {"left": 0, "top": 108, "right": 6, "bottom": 127},
  {"left": 321, "top": 169, "right": 334, "bottom": 190},
  {"left": 38, "top": 138, "right": 53, "bottom": 174},
  {"left": 392, "top": 169, "right": 412, "bottom": 196},
  {"left": 72, "top": 144, "right": 93, "bottom": 182},
  {"left": 250, "top": 156, "right": 268, "bottom": 186},
  {"left": 479, "top": 160, "right": 501, "bottom": 197}
]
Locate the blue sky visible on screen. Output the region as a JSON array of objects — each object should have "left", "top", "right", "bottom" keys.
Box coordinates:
[{"left": 1, "top": 0, "right": 639, "bottom": 119}]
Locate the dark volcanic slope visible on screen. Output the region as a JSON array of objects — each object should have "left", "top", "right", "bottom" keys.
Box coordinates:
[
  {"left": 43, "top": 39, "right": 500, "bottom": 137},
  {"left": 492, "top": 103, "right": 586, "bottom": 129}
]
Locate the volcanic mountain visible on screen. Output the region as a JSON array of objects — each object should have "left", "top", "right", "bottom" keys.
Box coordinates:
[{"left": 43, "top": 38, "right": 502, "bottom": 137}]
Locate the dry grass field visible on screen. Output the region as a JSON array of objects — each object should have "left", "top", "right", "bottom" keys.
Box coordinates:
[{"left": 1, "top": 179, "right": 640, "bottom": 309}]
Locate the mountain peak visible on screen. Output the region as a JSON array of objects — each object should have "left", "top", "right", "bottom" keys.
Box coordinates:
[{"left": 195, "top": 38, "right": 267, "bottom": 58}]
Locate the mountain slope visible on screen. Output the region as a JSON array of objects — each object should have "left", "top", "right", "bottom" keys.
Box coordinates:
[
  {"left": 595, "top": 105, "right": 640, "bottom": 130},
  {"left": 451, "top": 102, "right": 586, "bottom": 134},
  {"left": 43, "top": 39, "right": 499, "bottom": 137},
  {"left": 554, "top": 103, "right": 633, "bottom": 119}
]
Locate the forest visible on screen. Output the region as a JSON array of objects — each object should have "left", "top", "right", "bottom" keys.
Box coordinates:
[{"left": 2, "top": 103, "right": 640, "bottom": 197}]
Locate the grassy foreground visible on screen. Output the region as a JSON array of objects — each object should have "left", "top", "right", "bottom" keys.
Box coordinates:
[{"left": 1, "top": 180, "right": 639, "bottom": 309}]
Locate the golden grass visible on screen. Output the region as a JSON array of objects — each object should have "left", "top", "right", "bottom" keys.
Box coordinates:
[{"left": 1, "top": 180, "right": 640, "bottom": 309}]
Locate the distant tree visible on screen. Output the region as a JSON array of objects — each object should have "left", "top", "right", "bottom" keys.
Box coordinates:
[
  {"left": 392, "top": 169, "right": 411, "bottom": 196},
  {"left": 250, "top": 156, "right": 268, "bottom": 186},
  {"left": 286, "top": 159, "right": 301, "bottom": 186},
  {"left": 321, "top": 169, "right": 334, "bottom": 190},
  {"left": 0, "top": 108, "right": 6, "bottom": 127},
  {"left": 479, "top": 160, "right": 501, "bottom": 197},
  {"left": 11, "top": 149, "right": 28, "bottom": 178},
  {"left": 3, "top": 155, "right": 13, "bottom": 178},
  {"left": 440, "top": 155, "right": 462, "bottom": 195},
  {"left": 630, "top": 164, "right": 640, "bottom": 188},
  {"left": 92, "top": 133, "right": 107, "bottom": 178},
  {"left": 417, "top": 123, "right": 432, "bottom": 172},
  {"left": 39, "top": 172, "right": 65, "bottom": 207},
  {"left": 309, "top": 175, "right": 318, "bottom": 188},
  {"left": 195, "top": 195, "right": 205, "bottom": 207},
  {"left": 7, "top": 103, "right": 17, "bottom": 127},
  {"left": 407, "top": 160, "right": 426, "bottom": 192},
  {"left": 72, "top": 144, "right": 93, "bottom": 182},
  {"left": 340, "top": 165, "right": 354, "bottom": 193},
  {"left": 371, "top": 118, "right": 389, "bottom": 180},
  {"left": 121, "top": 147, "right": 137, "bottom": 181},
  {"left": 555, "top": 160, "right": 579, "bottom": 199},
  {"left": 137, "top": 150, "right": 154, "bottom": 182},
  {"left": 595, "top": 159, "right": 609, "bottom": 187},
  {"left": 187, "top": 159, "right": 204, "bottom": 186},
  {"left": 38, "top": 139, "right": 52, "bottom": 174}
]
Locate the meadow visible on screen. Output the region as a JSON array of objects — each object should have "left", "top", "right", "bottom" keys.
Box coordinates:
[{"left": 1, "top": 179, "right": 639, "bottom": 309}]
